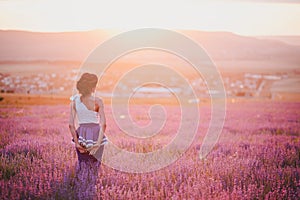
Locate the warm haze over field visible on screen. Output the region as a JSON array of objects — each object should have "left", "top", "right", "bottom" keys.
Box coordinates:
[{"left": 0, "top": 0, "right": 299, "bottom": 199}]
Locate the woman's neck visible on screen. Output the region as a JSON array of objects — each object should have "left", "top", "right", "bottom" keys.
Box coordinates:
[{"left": 81, "top": 94, "right": 93, "bottom": 98}]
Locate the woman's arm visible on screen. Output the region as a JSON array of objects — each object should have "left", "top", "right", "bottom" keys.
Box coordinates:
[
  {"left": 96, "top": 97, "right": 106, "bottom": 144},
  {"left": 88, "top": 97, "right": 106, "bottom": 155},
  {"left": 68, "top": 102, "right": 78, "bottom": 143},
  {"left": 98, "top": 98, "right": 106, "bottom": 132},
  {"left": 69, "top": 101, "right": 85, "bottom": 152}
]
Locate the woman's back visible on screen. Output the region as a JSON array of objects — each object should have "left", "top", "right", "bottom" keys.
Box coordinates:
[{"left": 71, "top": 94, "right": 100, "bottom": 124}]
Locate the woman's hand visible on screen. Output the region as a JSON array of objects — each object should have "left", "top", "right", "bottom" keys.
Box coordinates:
[
  {"left": 88, "top": 128, "right": 105, "bottom": 155},
  {"left": 87, "top": 143, "right": 101, "bottom": 155},
  {"left": 75, "top": 143, "right": 87, "bottom": 153}
]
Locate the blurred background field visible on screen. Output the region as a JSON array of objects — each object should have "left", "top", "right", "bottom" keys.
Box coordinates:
[{"left": 0, "top": 30, "right": 299, "bottom": 102}]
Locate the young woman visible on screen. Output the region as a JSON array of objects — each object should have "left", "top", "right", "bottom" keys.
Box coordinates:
[{"left": 68, "top": 72, "right": 107, "bottom": 199}]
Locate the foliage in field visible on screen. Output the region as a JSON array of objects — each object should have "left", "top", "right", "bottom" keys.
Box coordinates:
[{"left": 0, "top": 102, "right": 299, "bottom": 199}]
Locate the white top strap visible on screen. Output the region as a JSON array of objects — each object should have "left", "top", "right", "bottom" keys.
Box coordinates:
[{"left": 70, "top": 94, "right": 80, "bottom": 101}]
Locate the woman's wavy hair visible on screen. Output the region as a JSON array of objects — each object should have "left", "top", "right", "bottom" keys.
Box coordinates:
[{"left": 76, "top": 73, "right": 98, "bottom": 96}]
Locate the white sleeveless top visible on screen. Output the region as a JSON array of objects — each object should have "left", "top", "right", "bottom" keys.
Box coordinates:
[{"left": 70, "top": 94, "right": 100, "bottom": 124}]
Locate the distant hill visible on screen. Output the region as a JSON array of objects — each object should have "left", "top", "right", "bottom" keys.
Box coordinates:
[
  {"left": 0, "top": 30, "right": 112, "bottom": 61},
  {"left": 0, "top": 29, "right": 300, "bottom": 70},
  {"left": 256, "top": 36, "right": 300, "bottom": 46},
  {"left": 181, "top": 30, "right": 300, "bottom": 63}
]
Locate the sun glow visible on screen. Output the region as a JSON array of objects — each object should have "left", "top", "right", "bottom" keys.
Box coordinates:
[{"left": 0, "top": 0, "right": 300, "bottom": 35}]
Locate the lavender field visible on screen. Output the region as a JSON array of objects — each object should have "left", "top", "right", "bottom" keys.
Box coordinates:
[{"left": 0, "top": 101, "right": 299, "bottom": 199}]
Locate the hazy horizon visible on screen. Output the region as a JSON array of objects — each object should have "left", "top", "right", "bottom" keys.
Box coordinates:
[{"left": 1, "top": 28, "right": 300, "bottom": 37}]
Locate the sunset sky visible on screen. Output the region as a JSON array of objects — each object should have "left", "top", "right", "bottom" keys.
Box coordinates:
[{"left": 0, "top": 0, "right": 300, "bottom": 36}]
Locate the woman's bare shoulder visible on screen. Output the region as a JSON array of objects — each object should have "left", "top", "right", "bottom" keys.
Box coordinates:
[{"left": 95, "top": 96, "right": 104, "bottom": 105}]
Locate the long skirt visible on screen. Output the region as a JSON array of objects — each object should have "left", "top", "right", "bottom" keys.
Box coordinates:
[{"left": 74, "top": 123, "right": 105, "bottom": 200}]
